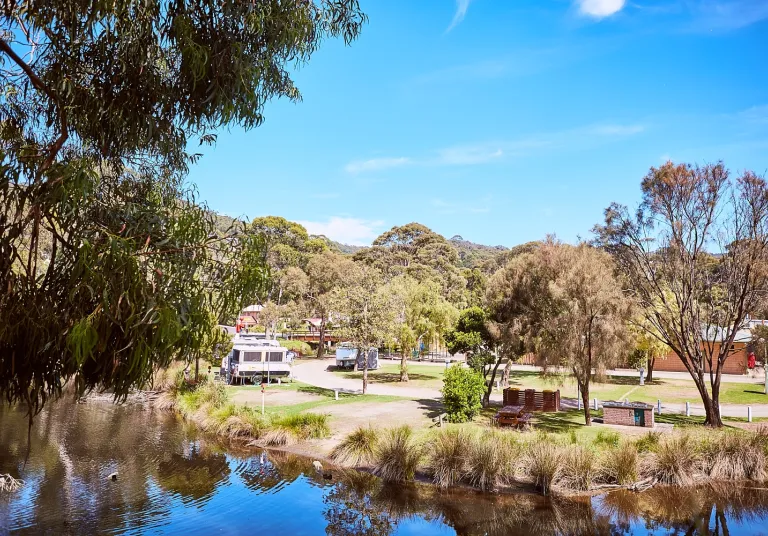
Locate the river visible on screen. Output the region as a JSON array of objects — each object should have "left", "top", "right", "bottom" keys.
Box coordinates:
[{"left": 1, "top": 402, "right": 768, "bottom": 535}]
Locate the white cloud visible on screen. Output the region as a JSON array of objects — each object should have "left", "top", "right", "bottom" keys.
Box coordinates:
[
  {"left": 447, "top": 0, "right": 472, "bottom": 32},
  {"left": 296, "top": 217, "right": 384, "bottom": 246},
  {"left": 344, "top": 157, "right": 410, "bottom": 174},
  {"left": 436, "top": 145, "right": 504, "bottom": 165},
  {"left": 737, "top": 104, "right": 768, "bottom": 124},
  {"left": 688, "top": 0, "right": 768, "bottom": 31},
  {"left": 576, "top": 0, "right": 626, "bottom": 18},
  {"left": 344, "top": 122, "right": 645, "bottom": 174}
]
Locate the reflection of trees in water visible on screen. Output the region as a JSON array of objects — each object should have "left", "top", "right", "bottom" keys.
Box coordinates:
[
  {"left": 323, "top": 470, "right": 611, "bottom": 536},
  {"left": 155, "top": 445, "right": 230, "bottom": 503},
  {"left": 323, "top": 471, "right": 396, "bottom": 536},
  {"left": 0, "top": 402, "right": 227, "bottom": 533},
  {"left": 600, "top": 484, "right": 768, "bottom": 535},
  {"left": 235, "top": 449, "right": 326, "bottom": 494}
]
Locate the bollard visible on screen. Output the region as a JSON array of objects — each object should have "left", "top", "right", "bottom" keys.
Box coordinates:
[
  {"left": 334, "top": 389, "right": 339, "bottom": 401},
  {"left": 748, "top": 406, "right": 753, "bottom": 423},
  {"left": 686, "top": 401, "right": 690, "bottom": 417},
  {"left": 657, "top": 399, "right": 662, "bottom": 415},
  {"left": 495, "top": 380, "right": 500, "bottom": 391},
  {"left": 439, "top": 414, "right": 444, "bottom": 427},
  {"left": 593, "top": 398, "right": 598, "bottom": 411}
]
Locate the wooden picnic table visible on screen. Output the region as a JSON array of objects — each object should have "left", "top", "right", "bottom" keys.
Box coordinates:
[{"left": 494, "top": 405, "right": 531, "bottom": 428}]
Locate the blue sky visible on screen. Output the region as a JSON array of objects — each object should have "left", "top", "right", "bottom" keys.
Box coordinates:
[{"left": 188, "top": 0, "right": 768, "bottom": 247}]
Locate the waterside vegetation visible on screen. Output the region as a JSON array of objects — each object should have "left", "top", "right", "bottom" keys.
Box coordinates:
[{"left": 331, "top": 423, "right": 768, "bottom": 496}]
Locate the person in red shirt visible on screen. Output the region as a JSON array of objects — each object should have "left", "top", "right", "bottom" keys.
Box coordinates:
[{"left": 748, "top": 352, "right": 756, "bottom": 370}]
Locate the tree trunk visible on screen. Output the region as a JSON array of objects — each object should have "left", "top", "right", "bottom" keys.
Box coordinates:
[
  {"left": 646, "top": 356, "right": 655, "bottom": 383},
  {"left": 317, "top": 320, "right": 326, "bottom": 358},
  {"left": 483, "top": 357, "right": 502, "bottom": 407},
  {"left": 195, "top": 355, "right": 199, "bottom": 382},
  {"left": 400, "top": 350, "right": 409, "bottom": 382},
  {"left": 360, "top": 346, "right": 368, "bottom": 395},
  {"left": 581, "top": 382, "right": 591, "bottom": 426},
  {"left": 693, "top": 372, "right": 723, "bottom": 427}
]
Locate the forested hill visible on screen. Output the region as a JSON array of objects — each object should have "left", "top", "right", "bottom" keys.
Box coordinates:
[
  {"left": 216, "top": 214, "right": 513, "bottom": 268},
  {"left": 448, "top": 235, "right": 507, "bottom": 269}
]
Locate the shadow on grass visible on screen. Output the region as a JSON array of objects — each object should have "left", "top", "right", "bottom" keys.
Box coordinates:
[
  {"left": 336, "top": 372, "right": 438, "bottom": 383},
  {"left": 532, "top": 409, "right": 601, "bottom": 434},
  {"left": 297, "top": 384, "right": 357, "bottom": 399},
  {"left": 415, "top": 398, "right": 445, "bottom": 420}
]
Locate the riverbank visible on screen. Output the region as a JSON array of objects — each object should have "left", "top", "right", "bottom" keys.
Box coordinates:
[{"left": 151, "top": 367, "right": 768, "bottom": 499}]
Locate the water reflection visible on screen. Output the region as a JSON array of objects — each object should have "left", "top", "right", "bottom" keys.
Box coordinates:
[{"left": 2, "top": 402, "right": 768, "bottom": 535}]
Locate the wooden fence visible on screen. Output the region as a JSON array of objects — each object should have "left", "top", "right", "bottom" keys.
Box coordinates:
[{"left": 503, "top": 388, "right": 560, "bottom": 412}]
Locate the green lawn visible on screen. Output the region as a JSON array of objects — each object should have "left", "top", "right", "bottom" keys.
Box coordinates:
[
  {"left": 227, "top": 381, "right": 404, "bottom": 417},
  {"left": 332, "top": 363, "right": 446, "bottom": 389},
  {"left": 504, "top": 370, "right": 768, "bottom": 406}
]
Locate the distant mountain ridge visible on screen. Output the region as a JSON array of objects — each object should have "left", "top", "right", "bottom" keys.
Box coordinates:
[{"left": 448, "top": 235, "right": 508, "bottom": 269}]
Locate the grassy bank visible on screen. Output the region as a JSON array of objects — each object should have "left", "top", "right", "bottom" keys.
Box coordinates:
[
  {"left": 155, "top": 371, "right": 331, "bottom": 447},
  {"left": 331, "top": 423, "right": 768, "bottom": 496}
]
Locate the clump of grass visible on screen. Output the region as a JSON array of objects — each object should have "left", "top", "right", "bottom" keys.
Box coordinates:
[
  {"left": 560, "top": 445, "right": 596, "bottom": 492},
  {"left": 593, "top": 430, "right": 620, "bottom": 449},
  {"left": 263, "top": 413, "right": 330, "bottom": 446},
  {"left": 568, "top": 429, "right": 579, "bottom": 445},
  {"left": 0, "top": 474, "right": 23, "bottom": 492},
  {"left": 642, "top": 433, "right": 700, "bottom": 486},
  {"left": 634, "top": 431, "right": 661, "bottom": 453},
  {"left": 598, "top": 442, "right": 638, "bottom": 485},
  {"left": 525, "top": 442, "right": 562, "bottom": 495},
  {"left": 372, "top": 426, "right": 422, "bottom": 482},
  {"left": 704, "top": 430, "right": 767, "bottom": 481},
  {"left": 425, "top": 428, "right": 469, "bottom": 488},
  {"left": 206, "top": 404, "right": 268, "bottom": 439},
  {"left": 466, "top": 430, "right": 513, "bottom": 492},
  {"left": 331, "top": 426, "right": 380, "bottom": 466}
]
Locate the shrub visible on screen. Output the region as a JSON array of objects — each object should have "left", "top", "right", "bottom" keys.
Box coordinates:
[
  {"left": 466, "top": 430, "right": 513, "bottom": 492},
  {"left": 279, "top": 339, "right": 313, "bottom": 356},
  {"left": 642, "top": 433, "right": 700, "bottom": 486},
  {"left": 441, "top": 364, "right": 485, "bottom": 423},
  {"left": 372, "top": 426, "right": 422, "bottom": 482},
  {"left": 260, "top": 413, "right": 330, "bottom": 446},
  {"left": 526, "top": 442, "right": 562, "bottom": 495},
  {"left": 593, "top": 430, "right": 620, "bottom": 449},
  {"left": 560, "top": 446, "right": 596, "bottom": 491},
  {"left": 331, "top": 426, "right": 380, "bottom": 466},
  {"left": 704, "top": 431, "right": 767, "bottom": 481},
  {"left": 426, "top": 428, "right": 469, "bottom": 488},
  {"left": 634, "top": 431, "right": 661, "bottom": 453},
  {"left": 598, "top": 442, "right": 638, "bottom": 485}
]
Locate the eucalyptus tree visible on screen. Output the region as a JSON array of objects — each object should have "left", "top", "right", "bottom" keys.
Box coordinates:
[
  {"left": 355, "top": 223, "right": 468, "bottom": 306},
  {"left": 389, "top": 275, "right": 457, "bottom": 382},
  {"left": 0, "top": 1, "right": 366, "bottom": 416},
  {"left": 488, "top": 240, "right": 632, "bottom": 424},
  {"left": 594, "top": 162, "right": 768, "bottom": 427},
  {"left": 330, "top": 265, "right": 396, "bottom": 394},
  {"left": 305, "top": 251, "right": 356, "bottom": 358}
]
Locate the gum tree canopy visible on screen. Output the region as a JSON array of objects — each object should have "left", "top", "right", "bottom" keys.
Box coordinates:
[
  {"left": 595, "top": 162, "right": 768, "bottom": 427},
  {"left": 0, "top": 1, "right": 366, "bottom": 413}
]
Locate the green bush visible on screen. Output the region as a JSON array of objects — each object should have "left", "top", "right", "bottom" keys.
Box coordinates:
[
  {"left": 441, "top": 364, "right": 485, "bottom": 423},
  {"left": 279, "top": 339, "right": 313, "bottom": 356}
]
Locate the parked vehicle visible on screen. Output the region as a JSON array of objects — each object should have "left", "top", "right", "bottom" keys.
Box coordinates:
[
  {"left": 225, "top": 339, "right": 291, "bottom": 384},
  {"left": 335, "top": 343, "right": 358, "bottom": 369}
]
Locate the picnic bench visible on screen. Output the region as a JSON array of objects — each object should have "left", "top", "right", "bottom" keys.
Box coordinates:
[{"left": 492, "top": 405, "right": 532, "bottom": 428}]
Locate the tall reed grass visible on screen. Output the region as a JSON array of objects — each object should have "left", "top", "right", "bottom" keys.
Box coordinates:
[
  {"left": 372, "top": 426, "right": 422, "bottom": 482},
  {"left": 331, "top": 426, "right": 380, "bottom": 466}
]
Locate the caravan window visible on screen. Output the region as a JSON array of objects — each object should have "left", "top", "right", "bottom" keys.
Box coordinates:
[
  {"left": 267, "top": 351, "right": 283, "bottom": 362},
  {"left": 243, "top": 351, "right": 262, "bottom": 362}
]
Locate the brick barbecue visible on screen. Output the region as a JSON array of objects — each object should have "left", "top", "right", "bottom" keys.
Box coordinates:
[{"left": 602, "top": 401, "right": 655, "bottom": 428}]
